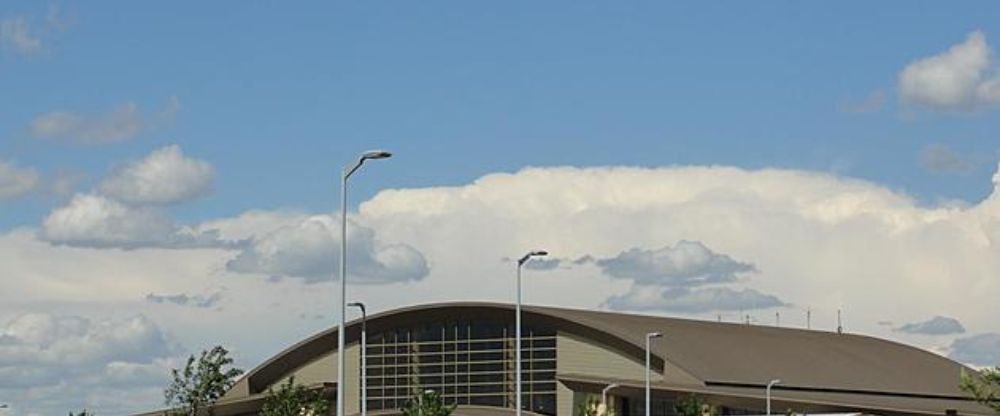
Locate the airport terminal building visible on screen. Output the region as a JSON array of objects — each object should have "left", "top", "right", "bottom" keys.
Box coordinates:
[{"left": 172, "top": 303, "right": 991, "bottom": 415}]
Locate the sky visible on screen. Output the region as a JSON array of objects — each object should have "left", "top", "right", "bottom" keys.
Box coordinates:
[{"left": 1, "top": 1, "right": 1000, "bottom": 415}]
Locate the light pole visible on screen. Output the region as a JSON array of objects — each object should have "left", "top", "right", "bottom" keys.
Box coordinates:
[
  {"left": 766, "top": 379, "right": 781, "bottom": 415},
  {"left": 645, "top": 332, "right": 662, "bottom": 416},
  {"left": 515, "top": 250, "right": 548, "bottom": 416},
  {"left": 338, "top": 150, "right": 391, "bottom": 416},
  {"left": 601, "top": 383, "right": 619, "bottom": 416},
  {"left": 348, "top": 301, "right": 368, "bottom": 416}
]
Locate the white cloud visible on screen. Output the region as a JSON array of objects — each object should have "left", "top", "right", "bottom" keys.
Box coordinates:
[
  {"left": 896, "top": 316, "right": 966, "bottom": 335},
  {"left": 38, "top": 145, "right": 220, "bottom": 248},
  {"left": 0, "top": 16, "right": 42, "bottom": 54},
  {"left": 0, "top": 313, "right": 182, "bottom": 415},
  {"left": 225, "top": 214, "right": 429, "bottom": 284},
  {"left": 605, "top": 285, "right": 785, "bottom": 313},
  {"left": 0, "top": 160, "right": 39, "bottom": 200},
  {"left": 360, "top": 164, "right": 1000, "bottom": 343},
  {"left": 30, "top": 97, "right": 180, "bottom": 145},
  {"left": 39, "top": 193, "right": 220, "bottom": 249},
  {"left": 898, "top": 31, "right": 1000, "bottom": 110},
  {"left": 99, "top": 145, "right": 214, "bottom": 205}
]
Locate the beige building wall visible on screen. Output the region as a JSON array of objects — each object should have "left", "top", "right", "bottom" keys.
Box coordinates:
[
  {"left": 557, "top": 332, "right": 662, "bottom": 382},
  {"left": 555, "top": 331, "right": 703, "bottom": 415},
  {"left": 267, "top": 342, "right": 361, "bottom": 414}
]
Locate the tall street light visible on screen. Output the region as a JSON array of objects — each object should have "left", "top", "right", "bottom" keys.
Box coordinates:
[
  {"left": 348, "top": 301, "right": 368, "bottom": 416},
  {"left": 766, "top": 379, "right": 781, "bottom": 415},
  {"left": 338, "top": 150, "right": 391, "bottom": 416},
  {"left": 515, "top": 250, "right": 548, "bottom": 416},
  {"left": 645, "top": 332, "right": 662, "bottom": 416},
  {"left": 601, "top": 383, "right": 620, "bottom": 416}
]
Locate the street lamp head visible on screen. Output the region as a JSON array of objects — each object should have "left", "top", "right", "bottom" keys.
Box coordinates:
[
  {"left": 647, "top": 332, "right": 663, "bottom": 339},
  {"left": 518, "top": 250, "right": 549, "bottom": 265},
  {"left": 768, "top": 379, "right": 782, "bottom": 386},
  {"left": 347, "top": 301, "right": 366, "bottom": 315},
  {"left": 362, "top": 150, "right": 392, "bottom": 160}
]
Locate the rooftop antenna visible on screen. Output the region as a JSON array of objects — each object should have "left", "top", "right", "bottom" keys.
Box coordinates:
[
  {"left": 806, "top": 308, "right": 811, "bottom": 330},
  {"left": 837, "top": 309, "right": 843, "bottom": 334}
]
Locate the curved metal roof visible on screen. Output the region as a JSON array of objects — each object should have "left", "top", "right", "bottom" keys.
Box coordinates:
[{"left": 233, "top": 302, "right": 976, "bottom": 401}]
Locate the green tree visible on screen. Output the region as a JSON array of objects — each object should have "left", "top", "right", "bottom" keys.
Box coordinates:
[
  {"left": 673, "top": 394, "right": 719, "bottom": 416},
  {"left": 260, "top": 377, "right": 330, "bottom": 416},
  {"left": 68, "top": 410, "right": 94, "bottom": 416},
  {"left": 164, "top": 345, "right": 244, "bottom": 416},
  {"left": 575, "top": 395, "right": 614, "bottom": 416},
  {"left": 399, "top": 389, "right": 456, "bottom": 416},
  {"left": 961, "top": 367, "right": 1000, "bottom": 413}
]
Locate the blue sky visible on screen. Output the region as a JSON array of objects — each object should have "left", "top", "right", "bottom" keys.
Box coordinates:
[
  {"left": 3, "top": 1, "right": 1000, "bottom": 229},
  {"left": 2, "top": 2, "right": 1000, "bottom": 414}
]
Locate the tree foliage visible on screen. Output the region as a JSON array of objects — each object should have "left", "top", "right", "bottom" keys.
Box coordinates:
[
  {"left": 164, "top": 345, "right": 244, "bottom": 416},
  {"left": 68, "top": 410, "right": 94, "bottom": 416},
  {"left": 673, "top": 394, "right": 719, "bottom": 416},
  {"left": 259, "top": 377, "right": 330, "bottom": 416},
  {"left": 400, "top": 389, "right": 456, "bottom": 416},
  {"left": 961, "top": 367, "right": 1000, "bottom": 413},
  {"left": 575, "top": 395, "right": 614, "bottom": 416}
]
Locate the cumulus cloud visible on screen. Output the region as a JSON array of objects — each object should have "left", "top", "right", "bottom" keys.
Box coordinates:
[
  {"left": 898, "top": 31, "right": 1000, "bottom": 111},
  {"left": 145, "top": 291, "right": 223, "bottom": 308},
  {"left": 949, "top": 333, "right": 1000, "bottom": 367},
  {"left": 920, "top": 144, "right": 974, "bottom": 174},
  {"left": 587, "top": 241, "right": 756, "bottom": 286},
  {"left": 31, "top": 97, "right": 180, "bottom": 145},
  {"left": 604, "top": 285, "right": 785, "bottom": 313},
  {"left": 39, "top": 193, "right": 221, "bottom": 249},
  {"left": 0, "top": 313, "right": 181, "bottom": 414},
  {"left": 225, "top": 214, "right": 429, "bottom": 284},
  {"left": 360, "top": 163, "right": 1000, "bottom": 332},
  {"left": 99, "top": 145, "right": 214, "bottom": 205},
  {"left": 39, "top": 145, "right": 222, "bottom": 249},
  {"left": 0, "top": 160, "right": 40, "bottom": 200},
  {"left": 896, "top": 316, "right": 966, "bottom": 335},
  {"left": 0, "top": 16, "right": 42, "bottom": 54}
]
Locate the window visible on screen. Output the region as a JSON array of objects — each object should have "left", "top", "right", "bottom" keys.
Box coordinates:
[{"left": 363, "top": 319, "right": 557, "bottom": 415}]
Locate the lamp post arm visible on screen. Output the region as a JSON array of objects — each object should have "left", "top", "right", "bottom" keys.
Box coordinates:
[{"left": 345, "top": 158, "right": 366, "bottom": 180}]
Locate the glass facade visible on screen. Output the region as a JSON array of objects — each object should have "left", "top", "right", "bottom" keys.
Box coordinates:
[{"left": 364, "top": 319, "right": 557, "bottom": 415}]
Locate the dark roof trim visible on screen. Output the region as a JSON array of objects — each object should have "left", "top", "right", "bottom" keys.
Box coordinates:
[
  {"left": 558, "top": 374, "right": 989, "bottom": 416},
  {"left": 704, "top": 381, "right": 975, "bottom": 402}
]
